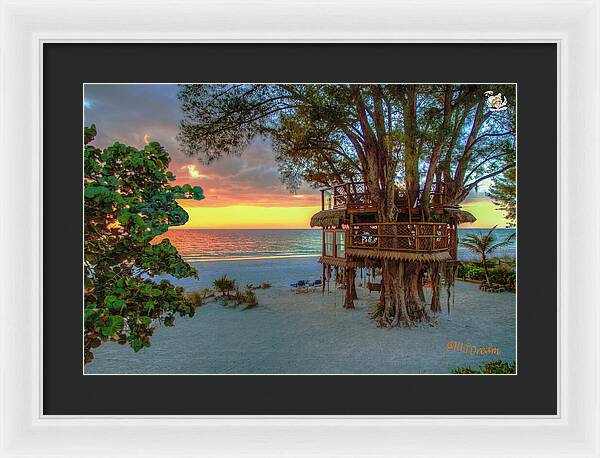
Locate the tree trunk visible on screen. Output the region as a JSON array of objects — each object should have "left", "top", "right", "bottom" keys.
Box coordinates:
[
  {"left": 365, "top": 165, "right": 430, "bottom": 326},
  {"left": 482, "top": 256, "right": 490, "bottom": 284},
  {"left": 388, "top": 262, "right": 409, "bottom": 326},
  {"left": 430, "top": 263, "right": 441, "bottom": 313},
  {"left": 404, "top": 262, "right": 428, "bottom": 322},
  {"left": 355, "top": 88, "right": 430, "bottom": 327},
  {"left": 343, "top": 267, "right": 355, "bottom": 309},
  {"left": 380, "top": 260, "right": 396, "bottom": 323},
  {"left": 417, "top": 267, "right": 426, "bottom": 304}
]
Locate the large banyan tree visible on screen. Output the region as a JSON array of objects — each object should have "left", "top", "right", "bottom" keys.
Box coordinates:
[{"left": 177, "top": 84, "right": 515, "bottom": 326}]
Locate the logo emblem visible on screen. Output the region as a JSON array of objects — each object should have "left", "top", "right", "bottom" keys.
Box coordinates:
[{"left": 484, "top": 91, "right": 508, "bottom": 112}]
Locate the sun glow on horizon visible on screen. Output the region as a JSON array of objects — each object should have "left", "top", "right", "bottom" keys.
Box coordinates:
[
  {"left": 175, "top": 204, "right": 322, "bottom": 229},
  {"left": 175, "top": 200, "right": 509, "bottom": 230},
  {"left": 460, "top": 199, "right": 511, "bottom": 228}
]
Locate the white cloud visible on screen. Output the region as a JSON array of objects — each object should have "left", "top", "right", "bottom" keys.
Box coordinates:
[{"left": 181, "top": 164, "right": 206, "bottom": 179}]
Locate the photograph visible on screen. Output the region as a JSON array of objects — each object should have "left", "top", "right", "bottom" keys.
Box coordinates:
[{"left": 83, "top": 83, "right": 517, "bottom": 375}]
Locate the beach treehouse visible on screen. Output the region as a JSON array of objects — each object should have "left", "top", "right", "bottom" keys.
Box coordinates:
[{"left": 310, "top": 181, "right": 476, "bottom": 307}]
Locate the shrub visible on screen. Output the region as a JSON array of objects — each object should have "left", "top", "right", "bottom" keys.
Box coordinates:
[
  {"left": 213, "top": 274, "right": 236, "bottom": 297},
  {"left": 457, "top": 263, "right": 486, "bottom": 281},
  {"left": 231, "top": 287, "right": 245, "bottom": 307},
  {"left": 480, "top": 359, "right": 516, "bottom": 374},
  {"left": 186, "top": 291, "right": 205, "bottom": 308},
  {"left": 450, "top": 366, "right": 480, "bottom": 374},
  {"left": 370, "top": 301, "right": 385, "bottom": 320},
  {"left": 218, "top": 283, "right": 259, "bottom": 309},
  {"left": 243, "top": 288, "right": 258, "bottom": 309},
  {"left": 488, "top": 265, "right": 516, "bottom": 289},
  {"left": 200, "top": 288, "right": 214, "bottom": 299},
  {"left": 458, "top": 260, "right": 515, "bottom": 287},
  {"left": 451, "top": 359, "right": 516, "bottom": 374}
]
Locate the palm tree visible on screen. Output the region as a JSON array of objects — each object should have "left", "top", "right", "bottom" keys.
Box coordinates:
[{"left": 460, "top": 226, "right": 515, "bottom": 284}]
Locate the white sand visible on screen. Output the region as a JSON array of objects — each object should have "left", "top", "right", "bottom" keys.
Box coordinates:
[{"left": 86, "top": 257, "right": 516, "bottom": 374}]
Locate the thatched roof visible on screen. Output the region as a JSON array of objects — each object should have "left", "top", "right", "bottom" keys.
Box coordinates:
[
  {"left": 310, "top": 209, "right": 346, "bottom": 227},
  {"left": 346, "top": 248, "right": 451, "bottom": 262},
  {"left": 443, "top": 208, "right": 477, "bottom": 224}
]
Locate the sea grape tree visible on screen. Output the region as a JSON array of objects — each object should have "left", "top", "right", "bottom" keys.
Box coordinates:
[{"left": 84, "top": 125, "right": 204, "bottom": 363}]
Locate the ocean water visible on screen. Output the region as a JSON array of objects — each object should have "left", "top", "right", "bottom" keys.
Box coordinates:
[{"left": 154, "top": 227, "right": 516, "bottom": 262}]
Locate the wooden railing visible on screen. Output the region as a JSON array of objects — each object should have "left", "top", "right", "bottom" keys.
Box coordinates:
[
  {"left": 348, "top": 222, "right": 450, "bottom": 253},
  {"left": 321, "top": 181, "right": 375, "bottom": 211},
  {"left": 321, "top": 181, "right": 447, "bottom": 212}
]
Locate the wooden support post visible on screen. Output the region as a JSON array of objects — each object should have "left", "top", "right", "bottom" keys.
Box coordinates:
[{"left": 344, "top": 266, "right": 356, "bottom": 309}]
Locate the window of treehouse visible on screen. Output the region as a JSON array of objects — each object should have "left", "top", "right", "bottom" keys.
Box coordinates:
[
  {"left": 335, "top": 231, "right": 345, "bottom": 258},
  {"left": 323, "top": 191, "right": 334, "bottom": 210},
  {"left": 324, "top": 231, "right": 334, "bottom": 256}
]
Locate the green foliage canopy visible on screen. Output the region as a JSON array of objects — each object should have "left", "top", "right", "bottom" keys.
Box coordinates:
[
  {"left": 177, "top": 84, "right": 516, "bottom": 211},
  {"left": 488, "top": 151, "right": 516, "bottom": 226},
  {"left": 84, "top": 124, "right": 204, "bottom": 363},
  {"left": 451, "top": 359, "right": 516, "bottom": 374}
]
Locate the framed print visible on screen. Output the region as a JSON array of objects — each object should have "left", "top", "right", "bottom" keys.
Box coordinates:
[
  {"left": 1, "top": 0, "right": 599, "bottom": 457},
  {"left": 48, "top": 44, "right": 548, "bottom": 416}
]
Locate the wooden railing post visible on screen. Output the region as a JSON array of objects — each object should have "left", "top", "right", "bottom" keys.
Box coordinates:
[
  {"left": 333, "top": 185, "right": 339, "bottom": 208},
  {"left": 345, "top": 183, "right": 350, "bottom": 207},
  {"left": 333, "top": 230, "right": 337, "bottom": 258},
  {"left": 416, "top": 224, "right": 420, "bottom": 251}
]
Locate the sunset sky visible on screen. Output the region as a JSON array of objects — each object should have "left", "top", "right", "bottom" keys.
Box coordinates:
[{"left": 84, "top": 84, "right": 509, "bottom": 229}]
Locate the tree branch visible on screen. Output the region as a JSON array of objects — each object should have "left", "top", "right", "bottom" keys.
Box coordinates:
[{"left": 464, "top": 162, "right": 514, "bottom": 190}]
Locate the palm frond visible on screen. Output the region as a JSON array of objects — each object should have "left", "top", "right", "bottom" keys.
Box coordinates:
[
  {"left": 487, "top": 232, "right": 516, "bottom": 254},
  {"left": 460, "top": 234, "right": 488, "bottom": 253},
  {"left": 485, "top": 225, "right": 498, "bottom": 239},
  {"left": 483, "top": 225, "right": 498, "bottom": 246},
  {"left": 460, "top": 241, "right": 484, "bottom": 253}
]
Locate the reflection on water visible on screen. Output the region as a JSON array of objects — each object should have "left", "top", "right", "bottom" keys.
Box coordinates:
[
  {"left": 153, "top": 228, "right": 516, "bottom": 262},
  {"left": 153, "top": 229, "right": 322, "bottom": 262}
]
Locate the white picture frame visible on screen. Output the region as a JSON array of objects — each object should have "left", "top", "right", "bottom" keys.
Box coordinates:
[{"left": 0, "top": 0, "right": 598, "bottom": 456}]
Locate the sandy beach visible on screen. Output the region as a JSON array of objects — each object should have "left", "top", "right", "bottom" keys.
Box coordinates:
[{"left": 86, "top": 256, "right": 516, "bottom": 374}]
